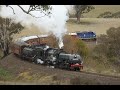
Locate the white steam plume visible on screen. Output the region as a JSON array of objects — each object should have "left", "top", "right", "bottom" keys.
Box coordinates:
[{"left": 0, "top": 5, "right": 69, "bottom": 48}]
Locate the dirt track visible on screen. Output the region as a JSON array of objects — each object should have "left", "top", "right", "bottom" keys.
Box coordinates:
[{"left": 0, "top": 54, "right": 120, "bottom": 85}]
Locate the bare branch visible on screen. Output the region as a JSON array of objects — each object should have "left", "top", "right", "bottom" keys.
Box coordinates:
[
  {"left": 27, "top": 6, "right": 31, "bottom": 13},
  {"left": 17, "top": 5, "right": 50, "bottom": 18},
  {"left": 7, "top": 6, "right": 15, "bottom": 14},
  {"left": 4, "top": 5, "right": 51, "bottom": 19},
  {"left": 17, "top": 5, "right": 29, "bottom": 14}
]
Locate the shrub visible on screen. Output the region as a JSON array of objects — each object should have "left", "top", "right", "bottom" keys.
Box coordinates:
[
  {"left": 94, "top": 27, "right": 120, "bottom": 62},
  {"left": 97, "top": 11, "right": 113, "bottom": 18},
  {"left": 46, "top": 34, "right": 59, "bottom": 48},
  {"left": 76, "top": 39, "right": 89, "bottom": 58},
  {"left": 63, "top": 35, "right": 89, "bottom": 58},
  {"left": 97, "top": 11, "right": 120, "bottom": 18},
  {"left": 63, "top": 35, "right": 78, "bottom": 53}
]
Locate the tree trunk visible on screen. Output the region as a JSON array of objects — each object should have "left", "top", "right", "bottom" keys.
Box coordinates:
[
  {"left": 6, "top": 42, "right": 9, "bottom": 54},
  {"left": 3, "top": 44, "right": 9, "bottom": 57},
  {"left": 76, "top": 13, "right": 81, "bottom": 24},
  {"left": 77, "top": 17, "right": 80, "bottom": 24},
  {"left": 3, "top": 50, "right": 8, "bottom": 57}
]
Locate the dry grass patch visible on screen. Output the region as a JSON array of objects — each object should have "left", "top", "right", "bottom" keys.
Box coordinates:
[{"left": 67, "top": 18, "right": 120, "bottom": 35}]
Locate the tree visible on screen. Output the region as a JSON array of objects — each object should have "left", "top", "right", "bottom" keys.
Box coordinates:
[
  {"left": 63, "top": 35, "right": 88, "bottom": 57},
  {"left": 74, "top": 5, "right": 95, "bottom": 23},
  {"left": 6, "top": 5, "right": 52, "bottom": 18},
  {"left": 46, "top": 34, "right": 59, "bottom": 48},
  {"left": 97, "top": 11, "right": 113, "bottom": 18},
  {"left": 94, "top": 27, "right": 120, "bottom": 62},
  {"left": 97, "top": 11, "right": 120, "bottom": 18},
  {"left": 63, "top": 35, "right": 78, "bottom": 53},
  {"left": 0, "top": 17, "right": 24, "bottom": 57}
]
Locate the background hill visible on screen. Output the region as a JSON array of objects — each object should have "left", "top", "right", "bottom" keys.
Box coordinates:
[
  {"left": 67, "top": 5, "right": 120, "bottom": 18},
  {"left": 85, "top": 5, "right": 120, "bottom": 18}
]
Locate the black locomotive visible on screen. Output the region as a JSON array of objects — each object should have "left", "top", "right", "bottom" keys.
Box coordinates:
[{"left": 12, "top": 43, "right": 83, "bottom": 71}]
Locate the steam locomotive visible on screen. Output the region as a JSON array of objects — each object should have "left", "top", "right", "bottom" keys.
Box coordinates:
[{"left": 11, "top": 40, "right": 83, "bottom": 71}]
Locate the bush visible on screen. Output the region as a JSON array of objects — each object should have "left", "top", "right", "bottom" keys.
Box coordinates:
[
  {"left": 112, "top": 12, "right": 120, "bottom": 18},
  {"left": 63, "top": 35, "right": 89, "bottom": 58},
  {"left": 46, "top": 34, "right": 59, "bottom": 48},
  {"left": 94, "top": 27, "right": 120, "bottom": 62},
  {"left": 97, "top": 11, "right": 113, "bottom": 18},
  {"left": 97, "top": 11, "right": 120, "bottom": 18},
  {"left": 63, "top": 35, "right": 78, "bottom": 53},
  {"left": 76, "top": 39, "right": 89, "bottom": 58}
]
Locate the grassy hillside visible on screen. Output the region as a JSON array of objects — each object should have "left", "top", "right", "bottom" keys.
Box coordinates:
[
  {"left": 84, "top": 5, "right": 120, "bottom": 18},
  {"left": 67, "top": 18, "right": 120, "bottom": 35},
  {"left": 70, "top": 5, "right": 120, "bottom": 18}
]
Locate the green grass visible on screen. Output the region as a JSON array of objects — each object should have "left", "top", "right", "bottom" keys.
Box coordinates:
[{"left": 0, "top": 68, "right": 14, "bottom": 81}]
